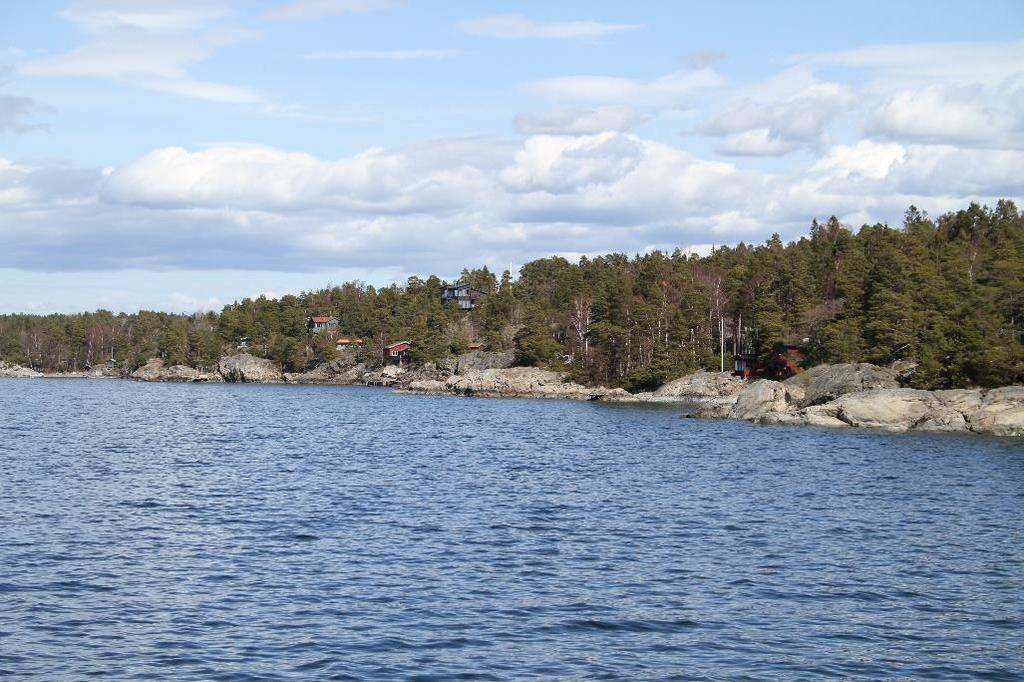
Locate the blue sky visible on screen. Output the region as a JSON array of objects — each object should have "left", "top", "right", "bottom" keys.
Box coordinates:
[{"left": 1, "top": 0, "right": 1022, "bottom": 313}]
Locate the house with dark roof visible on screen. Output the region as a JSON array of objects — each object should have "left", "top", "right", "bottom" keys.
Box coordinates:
[
  {"left": 441, "top": 284, "right": 487, "bottom": 311},
  {"left": 307, "top": 316, "right": 338, "bottom": 332}
]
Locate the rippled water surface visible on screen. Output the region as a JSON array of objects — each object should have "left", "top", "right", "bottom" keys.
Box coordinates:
[{"left": 1, "top": 379, "right": 1022, "bottom": 680}]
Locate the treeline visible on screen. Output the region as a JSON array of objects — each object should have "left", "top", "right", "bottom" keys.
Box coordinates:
[{"left": 2, "top": 200, "right": 1022, "bottom": 389}]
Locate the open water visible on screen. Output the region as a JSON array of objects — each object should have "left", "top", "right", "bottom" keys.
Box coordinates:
[{"left": 1, "top": 378, "right": 1022, "bottom": 680}]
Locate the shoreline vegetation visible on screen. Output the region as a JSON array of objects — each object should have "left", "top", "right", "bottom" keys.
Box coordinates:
[{"left": 2, "top": 199, "right": 1022, "bottom": 436}]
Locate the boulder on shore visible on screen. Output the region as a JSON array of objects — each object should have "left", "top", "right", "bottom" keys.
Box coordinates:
[
  {"left": 404, "top": 366, "right": 634, "bottom": 401},
  {"left": 802, "top": 388, "right": 961, "bottom": 432},
  {"left": 785, "top": 363, "right": 900, "bottom": 407},
  {"left": 363, "top": 365, "right": 407, "bottom": 387},
  {"left": 131, "top": 358, "right": 222, "bottom": 382},
  {"left": 684, "top": 372, "right": 1022, "bottom": 437},
  {"left": 284, "top": 360, "right": 369, "bottom": 384},
  {"left": 407, "top": 379, "right": 447, "bottom": 393},
  {"left": 728, "top": 379, "right": 805, "bottom": 424},
  {"left": 447, "top": 367, "right": 576, "bottom": 398},
  {"left": 966, "top": 386, "right": 1024, "bottom": 437},
  {"left": 218, "top": 354, "right": 282, "bottom": 383},
  {"left": 0, "top": 362, "right": 43, "bottom": 378},
  {"left": 652, "top": 370, "right": 746, "bottom": 416}
]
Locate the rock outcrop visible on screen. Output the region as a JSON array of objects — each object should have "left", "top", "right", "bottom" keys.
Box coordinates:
[
  {"left": 675, "top": 370, "right": 1022, "bottom": 437},
  {"left": 454, "top": 350, "right": 515, "bottom": 374},
  {"left": 0, "top": 362, "right": 43, "bottom": 378},
  {"left": 404, "top": 366, "right": 637, "bottom": 401},
  {"left": 435, "top": 350, "right": 515, "bottom": 376},
  {"left": 130, "top": 358, "right": 222, "bottom": 382},
  {"left": 218, "top": 354, "right": 282, "bottom": 383},
  {"left": 784, "top": 363, "right": 900, "bottom": 406},
  {"left": 284, "top": 359, "right": 368, "bottom": 384},
  {"left": 801, "top": 388, "right": 960, "bottom": 432},
  {"left": 727, "top": 379, "right": 805, "bottom": 424},
  {"left": 362, "top": 365, "right": 407, "bottom": 387},
  {"left": 966, "top": 386, "right": 1024, "bottom": 437},
  {"left": 86, "top": 362, "right": 127, "bottom": 378},
  {"left": 651, "top": 371, "right": 747, "bottom": 416}
]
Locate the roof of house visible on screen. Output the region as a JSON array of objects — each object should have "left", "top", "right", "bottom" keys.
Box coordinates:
[
  {"left": 310, "top": 315, "right": 336, "bottom": 323},
  {"left": 385, "top": 341, "right": 411, "bottom": 350},
  {"left": 443, "top": 284, "right": 487, "bottom": 295},
  {"left": 336, "top": 337, "right": 364, "bottom": 344}
]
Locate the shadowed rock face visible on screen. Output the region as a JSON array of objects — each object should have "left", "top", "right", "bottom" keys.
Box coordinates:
[
  {"left": 784, "top": 363, "right": 900, "bottom": 407},
  {"left": 218, "top": 354, "right": 282, "bottom": 383},
  {"left": 455, "top": 350, "right": 515, "bottom": 375}
]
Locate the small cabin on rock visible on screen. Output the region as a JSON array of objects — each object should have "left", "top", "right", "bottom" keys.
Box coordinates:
[
  {"left": 441, "top": 284, "right": 487, "bottom": 311},
  {"left": 384, "top": 341, "right": 412, "bottom": 366},
  {"left": 734, "top": 344, "right": 806, "bottom": 380},
  {"left": 308, "top": 316, "right": 338, "bottom": 332}
]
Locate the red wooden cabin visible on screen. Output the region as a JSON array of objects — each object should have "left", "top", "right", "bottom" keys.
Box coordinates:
[
  {"left": 734, "top": 345, "right": 806, "bottom": 380},
  {"left": 384, "top": 341, "right": 412, "bottom": 366}
]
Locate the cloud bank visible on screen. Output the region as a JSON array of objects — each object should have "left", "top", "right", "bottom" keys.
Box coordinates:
[{"left": 2, "top": 131, "right": 1019, "bottom": 275}]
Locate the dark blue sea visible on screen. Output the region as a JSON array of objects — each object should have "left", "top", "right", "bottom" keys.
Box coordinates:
[{"left": 1, "top": 379, "right": 1022, "bottom": 680}]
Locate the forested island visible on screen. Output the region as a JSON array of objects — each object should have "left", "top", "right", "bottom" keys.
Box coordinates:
[{"left": 3, "top": 200, "right": 1023, "bottom": 391}]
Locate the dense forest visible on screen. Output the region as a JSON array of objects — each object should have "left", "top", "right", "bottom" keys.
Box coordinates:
[{"left": 3, "top": 200, "right": 1023, "bottom": 390}]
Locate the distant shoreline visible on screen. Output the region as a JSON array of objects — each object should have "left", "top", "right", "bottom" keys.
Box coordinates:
[{"left": 4, "top": 359, "right": 1022, "bottom": 438}]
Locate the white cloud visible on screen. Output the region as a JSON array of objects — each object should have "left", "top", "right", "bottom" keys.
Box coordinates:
[
  {"left": 716, "top": 129, "right": 798, "bottom": 156},
  {"left": 690, "top": 41, "right": 1024, "bottom": 156},
  {"left": 870, "top": 84, "right": 1018, "bottom": 146},
  {"left": 500, "top": 133, "right": 648, "bottom": 193},
  {"left": 458, "top": 14, "right": 640, "bottom": 40},
  {"left": 99, "top": 140, "right": 515, "bottom": 213},
  {"left": 887, "top": 145, "right": 1024, "bottom": 197},
  {"left": 168, "top": 292, "right": 222, "bottom": 312},
  {"left": 809, "top": 140, "right": 907, "bottom": 182},
  {"left": 17, "top": 2, "right": 261, "bottom": 103},
  {"left": 526, "top": 68, "right": 724, "bottom": 105},
  {"left": 789, "top": 41, "right": 1024, "bottom": 148},
  {"left": 1, "top": 130, "right": 1020, "bottom": 276},
  {"left": 701, "top": 81, "right": 855, "bottom": 155},
  {"left": 304, "top": 48, "right": 461, "bottom": 60},
  {"left": 514, "top": 106, "right": 645, "bottom": 135},
  {"left": 268, "top": 0, "right": 399, "bottom": 21}
]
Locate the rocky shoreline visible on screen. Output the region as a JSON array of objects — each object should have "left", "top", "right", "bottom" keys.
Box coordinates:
[{"left": 3, "top": 356, "right": 1021, "bottom": 437}]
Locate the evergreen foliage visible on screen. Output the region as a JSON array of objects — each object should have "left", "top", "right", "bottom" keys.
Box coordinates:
[{"left": 3, "top": 201, "right": 1022, "bottom": 389}]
